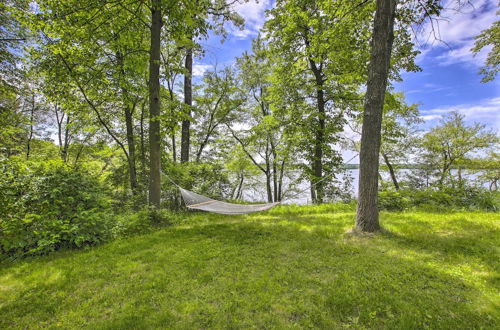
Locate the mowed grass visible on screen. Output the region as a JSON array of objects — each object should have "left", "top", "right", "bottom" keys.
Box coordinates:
[{"left": 1, "top": 205, "right": 499, "bottom": 329}]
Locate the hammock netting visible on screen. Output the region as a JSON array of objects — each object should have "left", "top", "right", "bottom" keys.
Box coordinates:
[{"left": 179, "top": 188, "right": 279, "bottom": 215}]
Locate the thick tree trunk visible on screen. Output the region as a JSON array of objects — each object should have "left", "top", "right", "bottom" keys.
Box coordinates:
[
  {"left": 356, "top": 0, "right": 397, "bottom": 232},
  {"left": 148, "top": 0, "right": 162, "bottom": 208},
  {"left": 382, "top": 152, "right": 399, "bottom": 190},
  {"left": 181, "top": 44, "right": 193, "bottom": 163}
]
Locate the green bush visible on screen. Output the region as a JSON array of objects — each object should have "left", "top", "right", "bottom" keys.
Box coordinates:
[
  {"left": 0, "top": 159, "right": 114, "bottom": 258},
  {"left": 378, "top": 185, "right": 499, "bottom": 212},
  {"left": 113, "top": 208, "right": 153, "bottom": 237},
  {"left": 378, "top": 190, "right": 410, "bottom": 211}
]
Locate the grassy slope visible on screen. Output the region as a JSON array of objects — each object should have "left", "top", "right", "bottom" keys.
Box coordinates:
[{"left": 1, "top": 205, "right": 499, "bottom": 329}]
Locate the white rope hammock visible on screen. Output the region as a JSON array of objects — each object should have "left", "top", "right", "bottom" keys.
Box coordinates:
[
  {"left": 163, "top": 155, "right": 357, "bottom": 215},
  {"left": 179, "top": 188, "right": 279, "bottom": 214}
]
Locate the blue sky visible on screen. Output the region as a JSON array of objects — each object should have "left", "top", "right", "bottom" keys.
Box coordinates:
[{"left": 195, "top": 0, "right": 499, "bottom": 132}]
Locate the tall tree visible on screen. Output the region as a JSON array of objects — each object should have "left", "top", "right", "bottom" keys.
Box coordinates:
[
  {"left": 148, "top": 0, "right": 163, "bottom": 208},
  {"left": 356, "top": 0, "right": 397, "bottom": 232},
  {"left": 265, "top": 0, "right": 375, "bottom": 203},
  {"left": 421, "top": 112, "right": 498, "bottom": 187}
]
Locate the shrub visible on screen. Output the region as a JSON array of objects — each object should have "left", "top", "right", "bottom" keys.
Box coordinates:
[
  {"left": 0, "top": 159, "right": 114, "bottom": 258},
  {"left": 378, "top": 190, "right": 410, "bottom": 211},
  {"left": 378, "top": 184, "right": 499, "bottom": 212}
]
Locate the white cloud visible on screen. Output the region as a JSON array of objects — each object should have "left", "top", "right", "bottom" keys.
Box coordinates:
[
  {"left": 192, "top": 64, "right": 213, "bottom": 77},
  {"left": 229, "top": 0, "right": 271, "bottom": 39},
  {"left": 421, "top": 97, "right": 500, "bottom": 129},
  {"left": 420, "top": 114, "right": 443, "bottom": 121},
  {"left": 415, "top": 0, "right": 497, "bottom": 67}
]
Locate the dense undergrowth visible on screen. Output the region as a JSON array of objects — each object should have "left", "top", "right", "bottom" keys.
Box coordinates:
[{"left": 0, "top": 206, "right": 498, "bottom": 328}]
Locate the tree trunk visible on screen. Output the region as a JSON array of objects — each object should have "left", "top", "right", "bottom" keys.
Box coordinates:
[
  {"left": 310, "top": 182, "right": 316, "bottom": 203},
  {"left": 265, "top": 138, "right": 274, "bottom": 202},
  {"left": 304, "top": 33, "right": 326, "bottom": 204},
  {"left": 117, "top": 51, "right": 139, "bottom": 194},
  {"left": 271, "top": 146, "right": 278, "bottom": 202},
  {"left": 438, "top": 152, "right": 449, "bottom": 187},
  {"left": 265, "top": 172, "right": 273, "bottom": 202},
  {"left": 124, "top": 104, "right": 138, "bottom": 193},
  {"left": 356, "top": 0, "right": 397, "bottom": 232},
  {"left": 181, "top": 44, "right": 193, "bottom": 163},
  {"left": 26, "top": 93, "right": 35, "bottom": 160},
  {"left": 148, "top": 0, "right": 162, "bottom": 208},
  {"left": 313, "top": 88, "right": 325, "bottom": 203},
  {"left": 382, "top": 152, "right": 399, "bottom": 190},
  {"left": 457, "top": 166, "right": 464, "bottom": 186},
  {"left": 236, "top": 174, "right": 244, "bottom": 200},
  {"left": 62, "top": 114, "right": 70, "bottom": 162},
  {"left": 140, "top": 100, "right": 147, "bottom": 187},
  {"left": 306, "top": 56, "right": 325, "bottom": 204},
  {"left": 278, "top": 159, "right": 286, "bottom": 202}
]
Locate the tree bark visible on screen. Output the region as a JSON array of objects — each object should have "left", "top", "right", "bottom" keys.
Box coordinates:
[
  {"left": 140, "top": 100, "right": 147, "bottom": 187},
  {"left": 356, "top": 0, "right": 397, "bottom": 232},
  {"left": 62, "top": 114, "right": 70, "bottom": 162},
  {"left": 313, "top": 88, "right": 325, "bottom": 204},
  {"left": 148, "top": 0, "right": 162, "bottom": 208},
  {"left": 278, "top": 159, "right": 286, "bottom": 202},
  {"left": 181, "top": 43, "right": 193, "bottom": 163},
  {"left": 124, "top": 103, "right": 138, "bottom": 193},
  {"left": 26, "top": 93, "right": 35, "bottom": 160},
  {"left": 304, "top": 34, "right": 326, "bottom": 204},
  {"left": 236, "top": 174, "right": 244, "bottom": 200},
  {"left": 382, "top": 152, "right": 399, "bottom": 190},
  {"left": 117, "top": 51, "right": 138, "bottom": 194},
  {"left": 306, "top": 58, "right": 325, "bottom": 204}
]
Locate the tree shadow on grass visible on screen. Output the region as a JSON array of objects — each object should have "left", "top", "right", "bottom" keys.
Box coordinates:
[{"left": 1, "top": 219, "right": 498, "bottom": 329}]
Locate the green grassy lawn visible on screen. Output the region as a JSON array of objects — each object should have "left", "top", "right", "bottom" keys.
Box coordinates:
[{"left": 1, "top": 205, "right": 499, "bottom": 329}]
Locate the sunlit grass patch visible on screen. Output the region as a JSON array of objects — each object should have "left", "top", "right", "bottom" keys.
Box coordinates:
[{"left": 1, "top": 206, "right": 499, "bottom": 329}]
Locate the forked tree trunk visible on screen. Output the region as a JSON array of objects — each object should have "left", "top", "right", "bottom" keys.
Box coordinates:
[
  {"left": 148, "top": 0, "right": 162, "bottom": 208},
  {"left": 356, "top": 0, "right": 397, "bottom": 232},
  {"left": 181, "top": 44, "right": 193, "bottom": 163}
]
